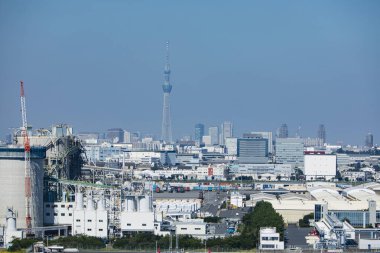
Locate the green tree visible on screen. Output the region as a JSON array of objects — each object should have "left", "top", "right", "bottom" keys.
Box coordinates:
[{"left": 299, "top": 213, "right": 314, "bottom": 227}]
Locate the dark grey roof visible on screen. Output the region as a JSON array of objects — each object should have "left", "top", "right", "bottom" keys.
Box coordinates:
[{"left": 219, "top": 208, "right": 251, "bottom": 219}]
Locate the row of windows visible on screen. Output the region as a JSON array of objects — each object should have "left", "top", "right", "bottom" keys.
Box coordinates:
[
  {"left": 262, "top": 237, "right": 278, "bottom": 241},
  {"left": 262, "top": 244, "right": 275, "bottom": 248},
  {"left": 76, "top": 219, "right": 104, "bottom": 223},
  {"left": 46, "top": 204, "right": 73, "bottom": 208},
  {"left": 126, "top": 223, "right": 147, "bottom": 226},
  {"left": 47, "top": 213, "right": 73, "bottom": 217}
]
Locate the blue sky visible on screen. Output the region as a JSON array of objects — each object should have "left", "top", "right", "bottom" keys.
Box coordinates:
[{"left": 0, "top": 0, "right": 379, "bottom": 145}]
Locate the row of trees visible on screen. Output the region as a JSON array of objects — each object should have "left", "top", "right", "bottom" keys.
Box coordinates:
[{"left": 8, "top": 235, "right": 106, "bottom": 252}]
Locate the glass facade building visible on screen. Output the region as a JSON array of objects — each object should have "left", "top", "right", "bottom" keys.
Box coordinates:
[{"left": 275, "top": 138, "right": 304, "bottom": 167}]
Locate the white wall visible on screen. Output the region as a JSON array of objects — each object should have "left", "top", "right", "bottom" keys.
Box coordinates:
[
  {"left": 175, "top": 223, "right": 206, "bottom": 236},
  {"left": 120, "top": 212, "right": 155, "bottom": 232},
  {"left": 304, "top": 155, "right": 337, "bottom": 180},
  {"left": 359, "top": 239, "right": 380, "bottom": 250}
]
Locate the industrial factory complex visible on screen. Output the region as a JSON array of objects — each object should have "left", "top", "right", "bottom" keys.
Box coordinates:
[
  {"left": 0, "top": 119, "right": 379, "bottom": 251},
  {"left": 0, "top": 50, "right": 378, "bottom": 252}
]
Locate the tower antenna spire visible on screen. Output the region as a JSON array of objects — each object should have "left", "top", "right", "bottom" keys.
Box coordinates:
[
  {"left": 166, "top": 41, "right": 170, "bottom": 64},
  {"left": 161, "top": 41, "right": 173, "bottom": 143}
]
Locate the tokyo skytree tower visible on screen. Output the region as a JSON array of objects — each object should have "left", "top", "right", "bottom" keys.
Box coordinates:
[{"left": 161, "top": 41, "right": 173, "bottom": 143}]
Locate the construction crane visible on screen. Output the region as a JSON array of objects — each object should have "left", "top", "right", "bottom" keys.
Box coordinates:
[{"left": 20, "top": 80, "right": 32, "bottom": 230}]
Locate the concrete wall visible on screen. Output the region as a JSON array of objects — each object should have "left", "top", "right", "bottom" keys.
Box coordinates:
[{"left": 0, "top": 155, "right": 44, "bottom": 228}]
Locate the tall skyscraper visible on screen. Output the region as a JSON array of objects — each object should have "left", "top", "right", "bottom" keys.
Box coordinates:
[
  {"left": 317, "top": 124, "right": 326, "bottom": 144},
  {"left": 365, "top": 133, "right": 374, "bottom": 148},
  {"left": 161, "top": 41, "right": 173, "bottom": 143},
  {"left": 278, "top": 124, "right": 289, "bottom": 138},
  {"left": 209, "top": 126, "right": 219, "bottom": 145},
  {"left": 194, "top": 123, "right": 205, "bottom": 144},
  {"left": 220, "top": 121, "right": 233, "bottom": 145}
]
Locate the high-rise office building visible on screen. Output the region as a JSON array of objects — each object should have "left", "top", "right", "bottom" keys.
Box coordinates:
[
  {"left": 317, "top": 124, "right": 326, "bottom": 144},
  {"left": 237, "top": 137, "right": 268, "bottom": 163},
  {"left": 275, "top": 138, "right": 304, "bottom": 167},
  {"left": 123, "top": 130, "right": 131, "bottom": 143},
  {"left": 225, "top": 137, "right": 238, "bottom": 155},
  {"left": 251, "top": 131, "right": 273, "bottom": 154},
  {"left": 365, "top": 133, "right": 374, "bottom": 148},
  {"left": 220, "top": 121, "right": 233, "bottom": 145},
  {"left": 209, "top": 126, "right": 219, "bottom": 145},
  {"left": 107, "top": 128, "right": 124, "bottom": 143},
  {"left": 161, "top": 41, "right": 173, "bottom": 143},
  {"left": 278, "top": 124, "right": 288, "bottom": 138},
  {"left": 194, "top": 123, "right": 205, "bottom": 144}
]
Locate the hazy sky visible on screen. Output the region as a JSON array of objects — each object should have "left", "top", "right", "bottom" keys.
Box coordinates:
[{"left": 0, "top": 0, "right": 379, "bottom": 145}]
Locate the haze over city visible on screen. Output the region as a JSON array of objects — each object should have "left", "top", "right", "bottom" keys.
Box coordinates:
[{"left": 0, "top": 0, "right": 379, "bottom": 145}]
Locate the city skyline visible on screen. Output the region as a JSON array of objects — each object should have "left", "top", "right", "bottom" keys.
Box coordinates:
[{"left": 0, "top": 1, "right": 379, "bottom": 145}]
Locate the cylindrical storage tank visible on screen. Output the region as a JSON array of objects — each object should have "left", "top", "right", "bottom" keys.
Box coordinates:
[
  {"left": 97, "top": 198, "right": 105, "bottom": 211},
  {"left": 87, "top": 192, "right": 94, "bottom": 211},
  {"left": 0, "top": 147, "right": 45, "bottom": 229},
  {"left": 6, "top": 209, "right": 16, "bottom": 232},
  {"left": 62, "top": 191, "right": 67, "bottom": 202},
  {"left": 125, "top": 197, "right": 135, "bottom": 212},
  {"left": 75, "top": 192, "right": 84, "bottom": 210},
  {"left": 139, "top": 195, "right": 150, "bottom": 212}
]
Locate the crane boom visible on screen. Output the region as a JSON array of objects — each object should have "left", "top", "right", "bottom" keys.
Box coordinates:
[{"left": 20, "top": 81, "right": 32, "bottom": 230}]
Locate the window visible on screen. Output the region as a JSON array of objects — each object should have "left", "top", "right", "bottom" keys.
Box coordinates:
[
  {"left": 53, "top": 205, "right": 58, "bottom": 208},
  {"left": 61, "top": 213, "right": 65, "bottom": 216},
  {"left": 99, "top": 219, "right": 103, "bottom": 222},
  {"left": 262, "top": 244, "right": 275, "bottom": 248},
  {"left": 61, "top": 205, "right": 65, "bottom": 208},
  {"left": 54, "top": 213, "right": 58, "bottom": 216},
  {"left": 46, "top": 204, "right": 51, "bottom": 208},
  {"left": 87, "top": 228, "right": 92, "bottom": 231},
  {"left": 76, "top": 219, "right": 81, "bottom": 222},
  {"left": 46, "top": 213, "right": 50, "bottom": 216},
  {"left": 69, "top": 213, "right": 72, "bottom": 216},
  {"left": 142, "top": 224, "right": 147, "bottom": 226},
  {"left": 127, "top": 223, "right": 131, "bottom": 226},
  {"left": 99, "top": 229, "right": 103, "bottom": 231},
  {"left": 69, "top": 205, "right": 73, "bottom": 208},
  {"left": 181, "top": 228, "right": 187, "bottom": 230},
  {"left": 87, "top": 219, "right": 92, "bottom": 222},
  {"left": 195, "top": 228, "right": 201, "bottom": 230}
]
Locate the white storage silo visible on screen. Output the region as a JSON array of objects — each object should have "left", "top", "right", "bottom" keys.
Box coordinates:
[
  {"left": 75, "top": 192, "right": 84, "bottom": 210},
  {"left": 139, "top": 195, "right": 151, "bottom": 212},
  {"left": 6, "top": 209, "right": 17, "bottom": 232},
  {"left": 86, "top": 192, "right": 95, "bottom": 211},
  {"left": 124, "top": 197, "right": 135, "bottom": 212}
]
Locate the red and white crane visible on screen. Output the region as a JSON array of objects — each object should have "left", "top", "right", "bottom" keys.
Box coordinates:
[{"left": 20, "top": 80, "right": 32, "bottom": 230}]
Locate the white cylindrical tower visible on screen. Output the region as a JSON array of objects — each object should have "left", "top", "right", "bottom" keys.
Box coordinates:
[
  {"left": 87, "top": 192, "right": 95, "bottom": 211},
  {"left": 6, "top": 209, "right": 16, "bottom": 232},
  {"left": 97, "top": 194, "right": 105, "bottom": 211},
  {"left": 139, "top": 195, "right": 151, "bottom": 212},
  {"left": 124, "top": 197, "right": 135, "bottom": 212},
  {"left": 75, "top": 192, "right": 84, "bottom": 210}
]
